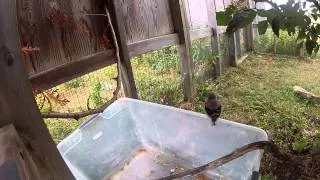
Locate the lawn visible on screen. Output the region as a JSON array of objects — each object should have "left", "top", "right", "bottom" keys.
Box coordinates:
[{"left": 189, "top": 53, "right": 320, "bottom": 178}]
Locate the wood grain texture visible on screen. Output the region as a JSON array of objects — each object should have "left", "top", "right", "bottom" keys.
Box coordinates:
[
  {"left": 169, "top": 0, "right": 194, "bottom": 100},
  {"left": 128, "top": 34, "right": 179, "bottom": 57},
  {"left": 30, "top": 50, "right": 116, "bottom": 91},
  {"left": 108, "top": 0, "right": 138, "bottom": 98},
  {"left": 0, "top": 0, "right": 74, "bottom": 178},
  {"left": 17, "top": 0, "right": 110, "bottom": 76},
  {"left": 186, "top": 0, "right": 210, "bottom": 30},
  {"left": 119, "top": 0, "right": 174, "bottom": 44}
]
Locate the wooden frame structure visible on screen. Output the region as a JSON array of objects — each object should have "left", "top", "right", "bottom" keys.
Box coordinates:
[{"left": 0, "top": 0, "right": 255, "bottom": 177}]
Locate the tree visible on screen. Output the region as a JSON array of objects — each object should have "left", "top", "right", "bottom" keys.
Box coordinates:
[{"left": 216, "top": 0, "right": 320, "bottom": 54}]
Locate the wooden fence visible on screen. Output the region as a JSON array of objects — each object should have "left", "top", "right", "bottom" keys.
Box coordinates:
[{"left": 22, "top": 0, "right": 256, "bottom": 100}]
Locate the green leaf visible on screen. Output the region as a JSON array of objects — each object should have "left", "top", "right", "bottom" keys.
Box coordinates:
[
  {"left": 216, "top": 11, "right": 231, "bottom": 26},
  {"left": 271, "top": 17, "right": 280, "bottom": 37},
  {"left": 312, "top": 14, "right": 318, "bottom": 21},
  {"left": 292, "top": 138, "right": 309, "bottom": 153},
  {"left": 226, "top": 9, "right": 257, "bottom": 34},
  {"left": 258, "top": 20, "right": 268, "bottom": 35},
  {"left": 306, "top": 39, "right": 317, "bottom": 54},
  {"left": 257, "top": 9, "right": 278, "bottom": 19}
]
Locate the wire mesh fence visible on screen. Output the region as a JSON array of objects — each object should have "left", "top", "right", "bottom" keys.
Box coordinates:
[
  {"left": 34, "top": 64, "right": 123, "bottom": 115},
  {"left": 34, "top": 64, "right": 124, "bottom": 143},
  {"left": 131, "top": 46, "right": 184, "bottom": 107}
]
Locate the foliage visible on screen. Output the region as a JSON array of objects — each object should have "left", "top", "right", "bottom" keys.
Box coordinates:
[
  {"left": 89, "top": 80, "right": 104, "bottom": 108},
  {"left": 292, "top": 137, "right": 309, "bottom": 152},
  {"left": 65, "top": 77, "right": 84, "bottom": 89},
  {"left": 132, "top": 51, "right": 183, "bottom": 106},
  {"left": 192, "top": 39, "right": 218, "bottom": 65},
  {"left": 217, "top": 0, "right": 320, "bottom": 55},
  {"left": 45, "top": 118, "right": 85, "bottom": 144},
  {"left": 254, "top": 29, "right": 300, "bottom": 55},
  {"left": 135, "top": 46, "right": 180, "bottom": 73},
  {"left": 191, "top": 54, "right": 320, "bottom": 153}
]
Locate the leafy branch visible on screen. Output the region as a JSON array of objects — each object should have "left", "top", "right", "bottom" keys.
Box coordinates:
[{"left": 217, "top": 0, "right": 320, "bottom": 55}]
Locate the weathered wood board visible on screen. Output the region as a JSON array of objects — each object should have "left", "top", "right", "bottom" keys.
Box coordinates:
[
  {"left": 119, "top": 0, "right": 175, "bottom": 44},
  {"left": 18, "top": 0, "right": 110, "bottom": 76},
  {"left": 186, "top": 0, "right": 210, "bottom": 30}
]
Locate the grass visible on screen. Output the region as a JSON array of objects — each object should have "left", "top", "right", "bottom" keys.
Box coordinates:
[{"left": 191, "top": 54, "right": 320, "bottom": 150}]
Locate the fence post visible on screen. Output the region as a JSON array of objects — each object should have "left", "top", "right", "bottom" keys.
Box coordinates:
[
  {"left": 212, "top": 30, "right": 223, "bottom": 77},
  {"left": 0, "top": 0, "right": 74, "bottom": 178},
  {"left": 228, "top": 32, "right": 238, "bottom": 67},
  {"left": 246, "top": 24, "right": 254, "bottom": 51},
  {"left": 206, "top": 0, "right": 222, "bottom": 77},
  {"left": 108, "top": 0, "right": 138, "bottom": 99},
  {"left": 169, "top": 0, "right": 194, "bottom": 101}
]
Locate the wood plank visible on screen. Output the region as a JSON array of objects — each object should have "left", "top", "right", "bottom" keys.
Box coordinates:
[
  {"left": 30, "top": 50, "right": 116, "bottom": 91},
  {"left": 169, "top": 0, "right": 194, "bottom": 100},
  {"left": 186, "top": 0, "right": 210, "bottom": 29},
  {"left": 17, "top": 0, "right": 110, "bottom": 76},
  {"left": 128, "top": 34, "right": 179, "bottom": 57},
  {"left": 190, "top": 28, "right": 213, "bottom": 41},
  {"left": 108, "top": 0, "right": 138, "bottom": 98},
  {"left": 0, "top": 125, "right": 41, "bottom": 179},
  {"left": 0, "top": 0, "right": 74, "bottom": 178},
  {"left": 119, "top": 0, "right": 174, "bottom": 43}
]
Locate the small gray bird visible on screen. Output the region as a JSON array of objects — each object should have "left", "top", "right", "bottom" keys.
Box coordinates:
[{"left": 205, "top": 94, "right": 222, "bottom": 126}]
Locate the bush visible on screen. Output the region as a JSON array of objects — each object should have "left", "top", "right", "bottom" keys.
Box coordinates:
[{"left": 254, "top": 29, "right": 300, "bottom": 56}]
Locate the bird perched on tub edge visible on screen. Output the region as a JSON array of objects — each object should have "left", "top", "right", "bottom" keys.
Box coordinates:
[{"left": 205, "top": 93, "right": 222, "bottom": 126}]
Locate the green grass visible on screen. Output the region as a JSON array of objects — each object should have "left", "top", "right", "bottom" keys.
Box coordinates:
[{"left": 191, "top": 54, "right": 320, "bottom": 150}]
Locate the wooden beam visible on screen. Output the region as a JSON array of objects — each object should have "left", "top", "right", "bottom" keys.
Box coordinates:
[
  {"left": 128, "top": 34, "right": 179, "bottom": 57},
  {"left": 228, "top": 33, "right": 238, "bottom": 67},
  {"left": 30, "top": 50, "right": 116, "bottom": 91},
  {"left": 169, "top": 0, "right": 194, "bottom": 101},
  {"left": 107, "top": 1, "right": 138, "bottom": 99},
  {"left": 0, "top": 0, "right": 73, "bottom": 178},
  {"left": 190, "top": 28, "right": 213, "bottom": 41}
]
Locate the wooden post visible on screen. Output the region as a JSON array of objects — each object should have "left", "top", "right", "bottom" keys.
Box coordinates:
[
  {"left": 212, "top": 31, "right": 223, "bottom": 77},
  {"left": 246, "top": 0, "right": 255, "bottom": 51},
  {"left": 169, "top": 0, "right": 194, "bottom": 101},
  {"left": 0, "top": 0, "right": 74, "bottom": 179},
  {"left": 206, "top": 0, "right": 222, "bottom": 77},
  {"left": 246, "top": 24, "right": 255, "bottom": 51},
  {"left": 107, "top": 0, "right": 138, "bottom": 99},
  {"left": 228, "top": 33, "right": 238, "bottom": 67}
]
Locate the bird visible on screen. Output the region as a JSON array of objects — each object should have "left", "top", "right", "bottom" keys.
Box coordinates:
[{"left": 205, "top": 93, "right": 222, "bottom": 126}]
